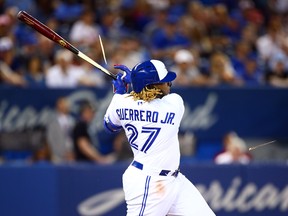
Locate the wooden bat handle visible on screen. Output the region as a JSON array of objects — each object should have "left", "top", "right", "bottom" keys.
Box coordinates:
[{"left": 17, "top": 10, "right": 79, "bottom": 55}]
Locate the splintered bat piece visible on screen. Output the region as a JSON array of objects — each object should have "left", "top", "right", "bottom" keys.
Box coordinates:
[{"left": 248, "top": 140, "right": 276, "bottom": 151}]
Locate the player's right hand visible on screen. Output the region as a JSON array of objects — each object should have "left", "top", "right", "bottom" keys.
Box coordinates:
[
  {"left": 114, "top": 64, "right": 131, "bottom": 84},
  {"left": 112, "top": 73, "right": 129, "bottom": 94}
]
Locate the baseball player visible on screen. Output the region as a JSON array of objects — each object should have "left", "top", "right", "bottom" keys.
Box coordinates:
[{"left": 104, "top": 60, "right": 215, "bottom": 216}]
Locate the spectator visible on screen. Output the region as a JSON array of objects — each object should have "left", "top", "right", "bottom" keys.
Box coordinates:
[
  {"left": 241, "top": 56, "right": 264, "bottom": 85},
  {"left": 209, "top": 51, "right": 243, "bottom": 86},
  {"left": 72, "top": 101, "right": 116, "bottom": 164},
  {"left": 98, "top": 9, "right": 126, "bottom": 42},
  {"left": 77, "top": 62, "right": 108, "bottom": 88},
  {"left": 209, "top": 4, "right": 241, "bottom": 51},
  {"left": 180, "top": 1, "right": 210, "bottom": 51},
  {"left": 109, "top": 36, "right": 149, "bottom": 71},
  {"left": 230, "top": 40, "right": 254, "bottom": 77},
  {"left": 240, "top": 23, "right": 259, "bottom": 53},
  {"left": 69, "top": 9, "right": 101, "bottom": 47},
  {"left": 0, "top": 36, "right": 26, "bottom": 87},
  {"left": 256, "top": 17, "right": 287, "bottom": 64},
  {"left": 171, "top": 49, "right": 210, "bottom": 86},
  {"left": 214, "top": 132, "right": 252, "bottom": 164},
  {"left": 150, "top": 14, "right": 191, "bottom": 63},
  {"left": 23, "top": 55, "right": 46, "bottom": 87},
  {"left": 36, "top": 18, "right": 60, "bottom": 69},
  {"left": 143, "top": 8, "right": 168, "bottom": 44},
  {"left": 265, "top": 53, "right": 288, "bottom": 87},
  {"left": 3, "top": 1, "right": 36, "bottom": 17},
  {"left": 120, "top": 0, "right": 152, "bottom": 33},
  {"left": 53, "top": 0, "right": 84, "bottom": 24},
  {"left": 33, "top": 0, "right": 55, "bottom": 22},
  {"left": 46, "top": 97, "right": 75, "bottom": 163},
  {"left": 0, "top": 13, "right": 13, "bottom": 38},
  {"left": 267, "top": 0, "right": 288, "bottom": 15},
  {"left": 13, "top": 19, "right": 39, "bottom": 56},
  {"left": 45, "top": 49, "right": 84, "bottom": 88},
  {"left": 230, "top": 40, "right": 264, "bottom": 85},
  {"left": 236, "top": 0, "right": 264, "bottom": 28},
  {"left": 76, "top": 48, "right": 108, "bottom": 87}
]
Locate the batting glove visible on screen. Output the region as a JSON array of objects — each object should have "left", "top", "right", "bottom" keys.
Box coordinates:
[
  {"left": 112, "top": 73, "right": 129, "bottom": 94},
  {"left": 114, "top": 64, "right": 131, "bottom": 84}
]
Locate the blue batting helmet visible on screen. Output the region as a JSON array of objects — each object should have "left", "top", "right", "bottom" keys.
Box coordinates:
[{"left": 131, "top": 60, "right": 176, "bottom": 93}]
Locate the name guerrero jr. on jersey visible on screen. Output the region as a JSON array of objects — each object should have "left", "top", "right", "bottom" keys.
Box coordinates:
[{"left": 116, "top": 108, "right": 175, "bottom": 125}]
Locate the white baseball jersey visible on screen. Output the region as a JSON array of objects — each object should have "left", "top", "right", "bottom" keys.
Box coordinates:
[
  {"left": 105, "top": 92, "right": 183, "bottom": 170},
  {"left": 104, "top": 92, "right": 215, "bottom": 216}
]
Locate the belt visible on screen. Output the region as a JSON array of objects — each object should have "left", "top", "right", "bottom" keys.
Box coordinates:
[{"left": 131, "top": 161, "right": 179, "bottom": 177}]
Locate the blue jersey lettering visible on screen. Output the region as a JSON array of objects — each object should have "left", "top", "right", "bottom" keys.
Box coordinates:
[{"left": 116, "top": 108, "right": 160, "bottom": 122}]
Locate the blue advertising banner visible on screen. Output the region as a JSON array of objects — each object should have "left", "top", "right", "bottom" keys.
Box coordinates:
[
  {"left": 0, "top": 162, "right": 287, "bottom": 216},
  {"left": 177, "top": 87, "right": 288, "bottom": 141},
  {"left": 0, "top": 86, "right": 288, "bottom": 142}
]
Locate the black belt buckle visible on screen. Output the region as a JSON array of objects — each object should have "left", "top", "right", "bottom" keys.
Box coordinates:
[
  {"left": 171, "top": 168, "right": 180, "bottom": 177},
  {"left": 159, "top": 168, "right": 180, "bottom": 177},
  {"left": 132, "top": 161, "right": 179, "bottom": 177},
  {"left": 159, "top": 170, "right": 170, "bottom": 176}
]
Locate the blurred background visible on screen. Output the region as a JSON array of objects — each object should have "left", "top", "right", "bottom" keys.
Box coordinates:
[{"left": 0, "top": 0, "right": 288, "bottom": 216}]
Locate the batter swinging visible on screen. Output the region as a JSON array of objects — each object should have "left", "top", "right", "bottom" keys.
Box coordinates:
[{"left": 104, "top": 60, "right": 215, "bottom": 216}]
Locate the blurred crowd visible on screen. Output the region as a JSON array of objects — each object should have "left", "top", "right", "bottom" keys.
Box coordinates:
[
  {"left": 0, "top": 0, "right": 288, "bottom": 88},
  {"left": 1, "top": 0, "right": 288, "bottom": 164}
]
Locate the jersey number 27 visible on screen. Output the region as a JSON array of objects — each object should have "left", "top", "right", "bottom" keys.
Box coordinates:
[{"left": 125, "top": 124, "right": 161, "bottom": 153}]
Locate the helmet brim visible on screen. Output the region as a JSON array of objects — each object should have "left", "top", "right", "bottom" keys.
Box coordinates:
[{"left": 159, "top": 71, "right": 176, "bottom": 83}]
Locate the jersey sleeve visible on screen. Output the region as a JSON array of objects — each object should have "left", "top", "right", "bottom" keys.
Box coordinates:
[
  {"left": 168, "top": 93, "right": 185, "bottom": 118},
  {"left": 103, "top": 94, "right": 123, "bottom": 133}
]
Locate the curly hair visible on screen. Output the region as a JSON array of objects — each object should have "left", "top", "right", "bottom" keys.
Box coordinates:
[{"left": 129, "top": 86, "right": 163, "bottom": 102}]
